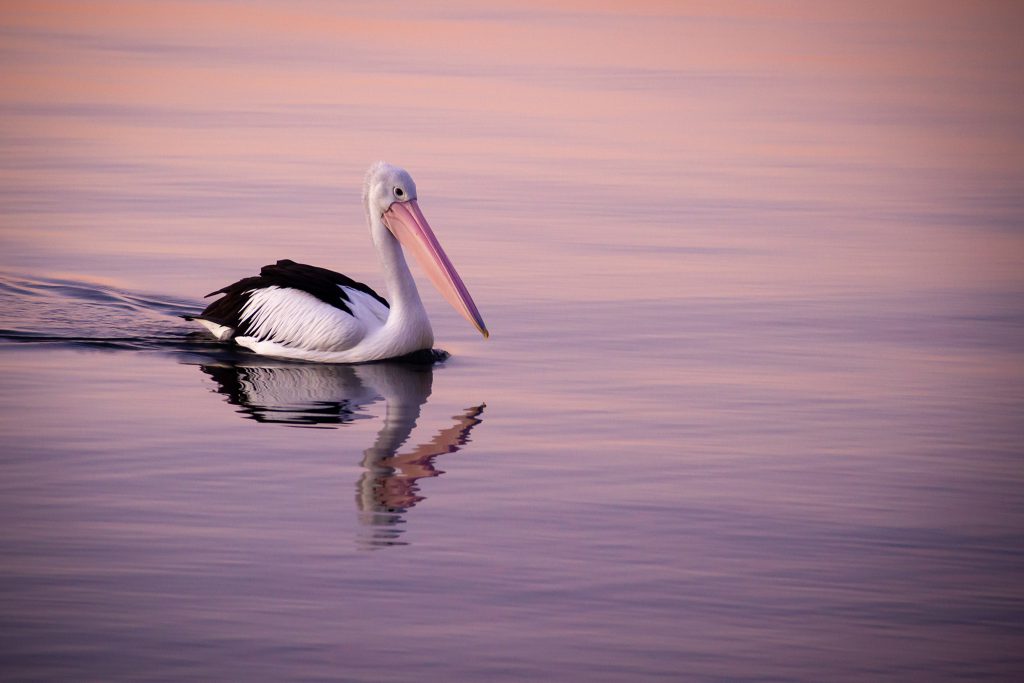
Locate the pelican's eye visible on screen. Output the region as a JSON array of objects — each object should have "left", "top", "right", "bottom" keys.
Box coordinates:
[{"left": 394, "top": 187, "right": 405, "bottom": 199}]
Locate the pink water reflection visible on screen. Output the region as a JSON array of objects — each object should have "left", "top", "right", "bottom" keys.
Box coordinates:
[{"left": 2, "top": 1, "right": 1021, "bottom": 303}]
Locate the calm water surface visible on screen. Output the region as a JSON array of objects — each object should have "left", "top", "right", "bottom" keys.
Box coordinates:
[{"left": 2, "top": 3, "right": 1023, "bottom": 681}]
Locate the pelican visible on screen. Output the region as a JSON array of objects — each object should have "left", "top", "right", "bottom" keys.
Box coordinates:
[{"left": 192, "top": 162, "right": 488, "bottom": 362}]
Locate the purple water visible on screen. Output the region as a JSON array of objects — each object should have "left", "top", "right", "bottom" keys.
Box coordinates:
[{"left": 1, "top": 3, "right": 1022, "bottom": 680}]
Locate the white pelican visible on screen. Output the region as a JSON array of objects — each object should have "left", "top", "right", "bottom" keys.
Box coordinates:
[{"left": 193, "top": 162, "right": 488, "bottom": 362}]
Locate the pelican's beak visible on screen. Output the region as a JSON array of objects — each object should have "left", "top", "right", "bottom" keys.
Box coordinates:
[{"left": 383, "top": 199, "right": 489, "bottom": 338}]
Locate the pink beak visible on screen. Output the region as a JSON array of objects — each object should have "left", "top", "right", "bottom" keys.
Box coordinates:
[{"left": 382, "top": 199, "right": 489, "bottom": 338}]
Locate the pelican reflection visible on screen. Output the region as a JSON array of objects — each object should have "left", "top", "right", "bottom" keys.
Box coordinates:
[{"left": 197, "top": 357, "right": 485, "bottom": 547}]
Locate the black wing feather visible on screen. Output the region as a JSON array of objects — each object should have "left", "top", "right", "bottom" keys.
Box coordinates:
[{"left": 197, "top": 259, "right": 389, "bottom": 336}]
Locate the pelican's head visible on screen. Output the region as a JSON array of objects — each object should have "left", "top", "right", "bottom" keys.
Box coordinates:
[
  {"left": 363, "top": 162, "right": 488, "bottom": 339},
  {"left": 363, "top": 161, "right": 417, "bottom": 218}
]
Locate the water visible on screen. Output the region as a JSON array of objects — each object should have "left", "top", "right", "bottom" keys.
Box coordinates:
[{"left": 2, "top": 3, "right": 1023, "bottom": 680}]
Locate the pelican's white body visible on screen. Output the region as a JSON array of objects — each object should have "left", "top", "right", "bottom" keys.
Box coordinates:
[{"left": 197, "top": 275, "right": 431, "bottom": 363}]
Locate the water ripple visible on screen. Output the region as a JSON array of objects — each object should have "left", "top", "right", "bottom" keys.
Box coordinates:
[{"left": 0, "top": 271, "right": 207, "bottom": 353}]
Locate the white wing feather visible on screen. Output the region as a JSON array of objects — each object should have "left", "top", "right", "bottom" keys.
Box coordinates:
[{"left": 235, "top": 286, "right": 385, "bottom": 352}]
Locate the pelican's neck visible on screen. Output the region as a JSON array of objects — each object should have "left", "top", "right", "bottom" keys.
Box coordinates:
[{"left": 371, "top": 213, "right": 432, "bottom": 343}]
